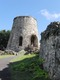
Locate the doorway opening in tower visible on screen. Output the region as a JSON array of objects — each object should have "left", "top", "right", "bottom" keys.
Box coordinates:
[
  {"left": 19, "top": 36, "right": 23, "bottom": 46},
  {"left": 31, "top": 35, "right": 38, "bottom": 47}
]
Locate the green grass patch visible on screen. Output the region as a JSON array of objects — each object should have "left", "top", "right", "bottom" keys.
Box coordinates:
[
  {"left": 10, "top": 54, "right": 50, "bottom": 80},
  {"left": 10, "top": 54, "right": 36, "bottom": 62},
  {"left": 0, "top": 55, "right": 14, "bottom": 59}
]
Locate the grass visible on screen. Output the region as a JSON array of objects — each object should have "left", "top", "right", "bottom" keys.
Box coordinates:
[
  {"left": 10, "top": 53, "right": 50, "bottom": 80},
  {"left": 10, "top": 54, "right": 36, "bottom": 62},
  {"left": 0, "top": 55, "right": 14, "bottom": 59}
]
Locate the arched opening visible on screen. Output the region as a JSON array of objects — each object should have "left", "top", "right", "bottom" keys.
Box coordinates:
[
  {"left": 19, "top": 36, "right": 23, "bottom": 46},
  {"left": 31, "top": 35, "right": 38, "bottom": 47}
]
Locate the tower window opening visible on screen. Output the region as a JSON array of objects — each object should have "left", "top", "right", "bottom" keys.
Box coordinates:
[
  {"left": 31, "top": 35, "right": 38, "bottom": 47},
  {"left": 19, "top": 36, "right": 23, "bottom": 46},
  {"left": 31, "top": 36, "right": 35, "bottom": 46}
]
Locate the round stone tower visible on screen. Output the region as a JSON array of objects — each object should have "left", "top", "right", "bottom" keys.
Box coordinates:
[{"left": 6, "top": 16, "right": 39, "bottom": 52}]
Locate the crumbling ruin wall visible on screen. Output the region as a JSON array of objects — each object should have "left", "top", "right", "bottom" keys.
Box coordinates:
[{"left": 40, "top": 22, "right": 60, "bottom": 80}]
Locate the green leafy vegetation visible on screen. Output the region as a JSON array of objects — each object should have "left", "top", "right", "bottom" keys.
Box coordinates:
[
  {"left": 0, "top": 30, "right": 11, "bottom": 50},
  {"left": 10, "top": 54, "right": 50, "bottom": 80}
]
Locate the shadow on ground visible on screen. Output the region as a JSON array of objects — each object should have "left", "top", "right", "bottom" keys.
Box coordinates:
[
  {"left": 0, "top": 67, "right": 11, "bottom": 80},
  {"left": 0, "top": 55, "right": 49, "bottom": 80},
  {"left": 7, "top": 55, "right": 48, "bottom": 80}
]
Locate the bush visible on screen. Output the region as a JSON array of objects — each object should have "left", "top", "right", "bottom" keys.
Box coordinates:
[{"left": 0, "top": 30, "right": 10, "bottom": 50}]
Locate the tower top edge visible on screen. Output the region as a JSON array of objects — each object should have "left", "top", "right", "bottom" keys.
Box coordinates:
[{"left": 14, "top": 16, "right": 36, "bottom": 21}]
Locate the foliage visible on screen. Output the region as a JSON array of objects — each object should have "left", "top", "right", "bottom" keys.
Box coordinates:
[
  {"left": 10, "top": 54, "right": 50, "bottom": 80},
  {"left": 0, "top": 30, "right": 11, "bottom": 50}
]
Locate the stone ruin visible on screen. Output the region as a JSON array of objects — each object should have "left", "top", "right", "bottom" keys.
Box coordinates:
[
  {"left": 5, "top": 15, "right": 60, "bottom": 79},
  {"left": 4, "top": 15, "right": 60, "bottom": 79},
  {"left": 40, "top": 21, "right": 60, "bottom": 80},
  {"left": 6, "top": 16, "right": 39, "bottom": 52}
]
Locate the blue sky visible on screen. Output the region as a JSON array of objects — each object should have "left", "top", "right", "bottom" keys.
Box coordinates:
[{"left": 0, "top": 0, "right": 60, "bottom": 38}]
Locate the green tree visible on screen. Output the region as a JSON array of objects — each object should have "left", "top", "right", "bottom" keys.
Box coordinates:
[{"left": 0, "top": 30, "right": 11, "bottom": 50}]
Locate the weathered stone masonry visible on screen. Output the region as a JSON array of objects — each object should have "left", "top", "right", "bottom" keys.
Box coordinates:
[
  {"left": 6, "top": 16, "right": 39, "bottom": 52},
  {"left": 40, "top": 22, "right": 60, "bottom": 80}
]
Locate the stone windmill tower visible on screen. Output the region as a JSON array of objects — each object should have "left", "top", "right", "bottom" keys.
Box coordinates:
[{"left": 6, "top": 16, "right": 39, "bottom": 52}]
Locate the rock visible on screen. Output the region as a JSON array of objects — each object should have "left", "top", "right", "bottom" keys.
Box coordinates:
[
  {"left": 24, "top": 44, "right": 39, "bottom": 54},
  {"left": 0, "top": 50, "right": 4, "bottom": 55},
  {"left": 18, "top": 50, "right": 26, "bottom": 55},
  {"left": 5, "top": 50, "right": 17, "bottom": 55},
  {"left": 40, "top": 22, "right": 60, "bottom": 80}
]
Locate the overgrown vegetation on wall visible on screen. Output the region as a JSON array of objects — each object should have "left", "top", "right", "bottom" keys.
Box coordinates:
[{"left": 0, "top": 30, "right": 10, "bottom": 50}]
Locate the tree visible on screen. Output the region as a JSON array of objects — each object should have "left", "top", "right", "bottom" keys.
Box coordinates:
[{"left": 0, "top": 30, "right": 11, "bottom": 50}]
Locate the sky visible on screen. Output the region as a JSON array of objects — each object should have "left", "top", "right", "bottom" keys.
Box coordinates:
[{"left": 0, "top": 0, "right": 60, "bottom": 39}]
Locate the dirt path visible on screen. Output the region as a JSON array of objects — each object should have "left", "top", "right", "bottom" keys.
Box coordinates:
[{"left": 0, "top": 56, "right": 15, "bottom": 80}]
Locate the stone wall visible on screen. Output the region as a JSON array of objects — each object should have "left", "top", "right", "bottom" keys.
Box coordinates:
[
  {"left": 40, "top": 22, "right": 60, "bottom": 80},
  {"left": 6, "top": 16, "right": 39, "bottom": 52}
]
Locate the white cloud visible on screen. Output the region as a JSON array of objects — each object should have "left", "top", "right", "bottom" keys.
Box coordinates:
[{"left": 40, "top": 9, "right": 60, "bottom": 20}]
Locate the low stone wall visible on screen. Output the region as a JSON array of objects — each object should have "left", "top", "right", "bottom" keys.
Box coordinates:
[
  {"left": 40, "top": 22, "right": 60, "bottom": 80},
  {"left": 5, "top": 50, "right": 17, "bottom": 55},
  {"left": 0, "top": 50, "right": 4, "bottom": 55}
]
